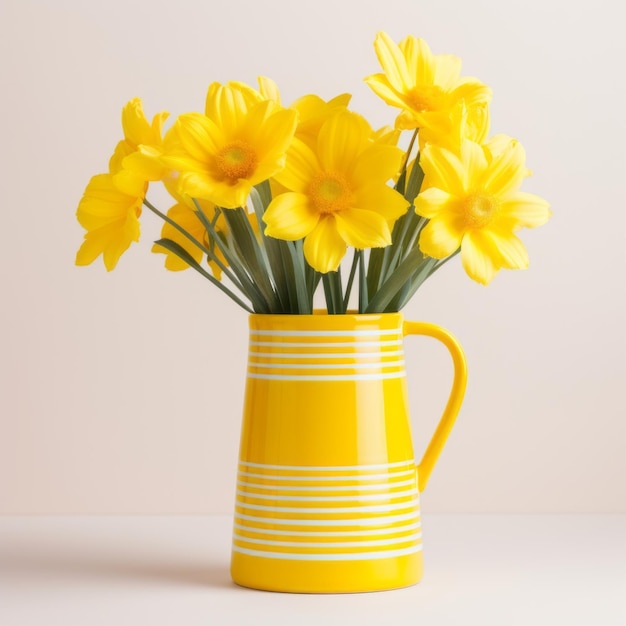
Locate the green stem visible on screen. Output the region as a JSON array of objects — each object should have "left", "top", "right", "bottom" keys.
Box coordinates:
[
  {"left": 191, "top": 200, "right": 270, "bottom": 313},
  {"left": 358, "top": 250, "right": 369, "bottom": 313},
  {"left": 153, "top": 238, "right": 254, "bottom": 313},
  {"left": 342, "top": 249, "right": 359, "bottom": 311}
]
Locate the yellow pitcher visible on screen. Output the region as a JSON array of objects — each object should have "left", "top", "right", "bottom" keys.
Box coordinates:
[{"left": 230, "top": 312, "right": 467, "bottom": 593}]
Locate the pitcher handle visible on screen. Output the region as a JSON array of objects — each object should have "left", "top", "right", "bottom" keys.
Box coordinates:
[{"left": 403, "top": 321, "right": 468, "bottom": 492}]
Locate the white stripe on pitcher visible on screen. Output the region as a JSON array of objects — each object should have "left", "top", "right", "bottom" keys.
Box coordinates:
[
  {"left": 249, "top": 340, "right": 403, "bottom": 348},
  {"left": 233, "top": 532, "right": 422, "bottom": 549},
  {"left": 234, "top": 510, "right": 419, "bottom": 527},
  {"left": 236, "top": 479, "right": 416, "bottom": 492},
  {"left": 248, "top": 360, "right": 405, "bottom": 370},
  {"left": 239, "top": 460, "right": 415, "bottom": 471},
  {"left": 235, "top": 501, "right": 418, "bottom": 514},
  {"left": 250, "top": 329, "right": 402, "bottom": 337},
  {"left": 232, "top": 544, "right": 422, "bottom": 560},
  {"left": 237, "top": 469, "right": 416, "bottom": 481},
  {"left": 232, "top": 521, "right": 421, "bottom": 537},
  {"left": 236, "top": 488, "right": 418, "bottom": 502},
  {"left": 247, "top": 371, "right": 407, "bottom": 381},
  {"left": 248, "top": 350, "right": 405, "bottom": 359}
]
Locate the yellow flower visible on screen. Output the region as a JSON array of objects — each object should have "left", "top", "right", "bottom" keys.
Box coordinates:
[
  {"left": 415, "top": 137, "right": 551, "bottom": 285},
  {"left": 75, "top": 172, "right": 146, "bottom": 271},
  {"left": 419, "top": 99, "right": 490, "bottom": 155},
  {"left": 75, "top": 98, "right": 170, "bottom": 271},
  {"left": 263, "top": 111, "right": 409, "bottom": 273},
  {"left": 290, "top": 93, "right": 352, "bottom": 148},
  {"left": 365, "top": 32, "right": 492, "bottom": 135},
  {"left": 109, "top": 98, "right": 169, "bottom": 181},
  {"left": 162, "top": 82, "right": 298, "bottom": 209}
]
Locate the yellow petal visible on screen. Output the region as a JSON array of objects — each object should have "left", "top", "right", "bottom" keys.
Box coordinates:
[
  {"left": 399, "top": 36, "right": 434, "bottom": 84},
  {"left": 303, "top": 216, "right": 346, "bottom": 273},
  {"left": 257, "top": 76, "right": 281, "bottom": 105},
  {"left": 121, "top": 98, "right": 151, "bottom": 148},
  {"left": 420, "top": 144, "right": 466, "bottom": 196},
  {"left": 414, "top": 187, "right": 459, "bottom": 220},
  {"left": 353, "top": 184, "right": 409, "bottom": 223},
  {"left": 351, "top": 144, "right": 403, "bottom": 188},
  {"left": 481, "top": 138, "right": 526, "bottom": 196},
  {"left": 242, "top": 104, "right": 297, "bottom": 162},
  {"left": 274, "top": 137, "right": 319, "bottom": 192},
  {"left": 317, "top": 111, "right": 369, "bottom": 174},
  {"left": 496, "top": 191, "right": 551, "bottom": 229},
  {"left": 460, "top": 139, "right": 489, "bottom": 188},
  {"left": 175, "top": 113, "right": 223, "bottom": 162},
  {"left": 452, "top": 80, "right": 493, "bottom": 107},
  {"left": 461, "top": 230, "right": 499, "bottom": 285},
  {"left": 364, "top": 74, "right": 407, "bottom": 109},
  {"left": 485, "top": 229, "right": 529, "bottom": 270},
  {"left": 264, "top": 192, "right": 320, "bottom": 240},
  {"left": 112, "top": 168, "right": 147, "bottom": 197},
  {"left": 123, "top": 146, "right": 166, "bottom": 181},
  {"left": 334, "top": 209, "right": 391, "bottom": 249},
  {"left": 418, "top": 213, "right": 464, "bottom": 258},
  {"left": 373, "top": 32, "right": 412, "bottom": 92}
]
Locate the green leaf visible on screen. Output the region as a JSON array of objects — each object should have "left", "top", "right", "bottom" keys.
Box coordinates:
[
  {"left": 153, "top": 238, "right": 253, "bottom": 313},
  {"left": 365, "top": 249, "right": 437, "bottom": 313},
  {"left": 404, "top": 157, "right": 424, "bottom": 204}
]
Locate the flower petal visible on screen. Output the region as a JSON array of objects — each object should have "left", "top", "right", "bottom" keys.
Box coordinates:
[
  {"left": 351, "top": 144, "right": 403, "bottom": 188},
  {"left": 460, "top": 139, "right": 489, "bottom": 189},
  {"left": 418, "top": 213, "right": 464, "bottom": 258},
  {"left": 353, "top": 184, "right": 409, "bottom": 223},
  {"left": 364, "top": 74, "right": 407, "bottom": 109},
  {"left": 414, "top": 187, "right": 459, "bottom": 220},
  {"left": 398, "top": 36, "right": 434, "bottom": 85},
  {"left": 303, "top": 216, "right": 346, "bottom": 273},
  {"left": 485, "top": 229, "right": 529, "bottom": 270},
  {"left": 334, "top": 209, "right": 391, "bottom": 249},
  {"left": 257, "top": 76, "right": 281, "bottom": 104},
  {"left": 175, "top": 113, "right": 223, "bottom": 162},
  {"left": 496, "top": 191, "right": 551, "bottom": 229},
  {"left": 274, "top": 137, "right": 319, "bottom": 192},
  {"left": 264, "top": 192, "right": 320, "bottom": 240},
  {"left": 481, "top": 138, "right": 526, "bottom": 196},
  {"left": 373, "top": 32, "right": 412, "bottom": 92},
  {"left": 461, "top": 230, "right": 499, "bottom": 285},
  {"left": 318, "top": 111, "right": 369, "bottom": 173},
  {"left": 419, "top": 144, "right": 466, "bottom": 196}
]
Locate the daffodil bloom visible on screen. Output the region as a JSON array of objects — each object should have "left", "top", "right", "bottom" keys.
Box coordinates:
[
  {"left": 415, "top": 137, "right": 551, "bottom": 285},
  {"left": 75, "top": 98, "right": 169, "bottom": 270},
  {"left": 109, "top": 98, "right": 169, "bottom": 181},
  {"left": 75, "top": 172, "right": 146, "bottom": 271},
  {"left": 264, "top": 111, "right": 409, "bottom": 273},
  {"left": 365, "top": 32, "right": 492, "bottom": 136},
  {"left": 162, "top": 82, "right": 298, "bottom": 209}
]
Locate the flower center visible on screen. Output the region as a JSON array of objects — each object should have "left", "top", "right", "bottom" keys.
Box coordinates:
[
  {"left": 309, "top": 172, "right": 352, "bottom": 214},
  {"left": 406, "top": 86, "right": 444, "bottom": 113},
  {"left": 215, "top": 140, "right": 258, "bottom": 182},
  {"left": 463, "top": 192, "right": 498, "bottom": 229}
]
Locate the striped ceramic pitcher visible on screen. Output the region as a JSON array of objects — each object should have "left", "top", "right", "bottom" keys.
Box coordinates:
[{"left": 230, "top": 312, "right": 467, "bottom": 593}]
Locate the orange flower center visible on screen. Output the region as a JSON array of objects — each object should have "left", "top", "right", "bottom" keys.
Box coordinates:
[
  {"left": 215, "top": 140, "right": 258, "bottom": 182},
  {"left": 463, "top": 192, "right": 498, "bottom": 229},
  {"left": 406, "top": 86, "right": 444, "bottom": 113},
  {"left": 309, "top": 172, "right": 352, "bottom": 214}
]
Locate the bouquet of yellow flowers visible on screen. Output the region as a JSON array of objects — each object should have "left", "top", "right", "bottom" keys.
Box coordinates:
[{"left": 75, "top": 32, "right": 550, "bottom": 314}]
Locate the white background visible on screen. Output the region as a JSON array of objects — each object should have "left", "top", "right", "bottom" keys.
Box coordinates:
[{"left": 1, "top": 0, "right": 625, "bottom": 514}]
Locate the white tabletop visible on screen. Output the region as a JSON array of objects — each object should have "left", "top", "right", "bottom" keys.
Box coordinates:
[{"left": 1, "top": 515, "right": 624, "bottom": 625}]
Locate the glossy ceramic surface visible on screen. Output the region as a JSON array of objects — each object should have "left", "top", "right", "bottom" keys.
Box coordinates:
[{"left": 230, "top": 312, "right": 467, "bottom": 593}]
